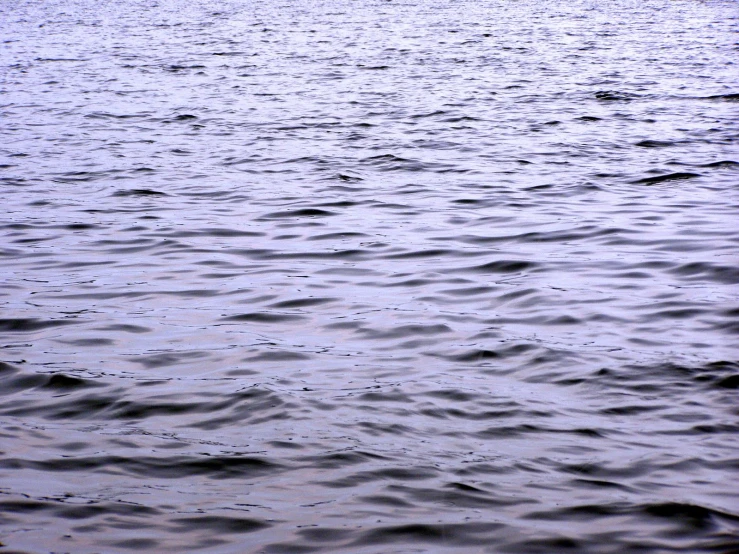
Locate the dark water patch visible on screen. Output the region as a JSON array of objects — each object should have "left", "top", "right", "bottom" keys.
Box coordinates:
[
  {"left": 314, "top": 201, "right": 361, "bottom": 208},
  {"left": 633, "top": 172, "right": 701, "bottom": 185},
  {"left": 473, "top": 424, "right": 549, "bottom": 438},
  {"left": 0, "top": 455, "right": 282, "bottom": 479},
  {"left": 85, "top": 111, "right": 151, "bottom": 120},
  {"left": 0, "top": 497, "right": 160, "bottom": 520},
  {"left": 635, "top": 140, "right": 676, "bottom": 148},
  {"left": 0, "top": 176, "right": 32, "bottom": 187},
  {"left": 714, "top": 375, "right": 739, "bottom": 389},
  {"left": 13, "top": 234, "right": 60, "bottom": 244},
  {"left": 268, "top": 297, "right": 338, "bottom": 309},
  {"left": 0, "top": 393, "right": 117, "bottom": 418},
  {"left": 410, "top": 110, "right": 450, "bottom": 119},
  {"left": 107, "top": 538, "right": 162, "bottom": 549},
  {"left": 382, "top": 248, "right": 457, "bottom": 259},
  {"left": 586, "top": 361, "right": 739, "bottom": 394},
  {"left": 168, "top": 228, "right": 265, "bottom": 238},
  {"left": 257, "top": 208, "right": 336, "bottom": 219},
  {"left": 112, "top": 188, "right": 168, "bottom": 197},
  {"left": 130, "top": 350, "right": 212, "bottom": 369},
  {"left": 356, "top": 323, "right": 453, "bottom": 340},
  {"left": 698, "top": 160, "right": 739, "bottom": 169},
  {"left": 424, "top": 389, "right": 481, "bottom": 402},
  {"left": 445, "top": 229, "right": 611, "bottom": 245},
  {"left": 600, "top": 404, "right": 664, "bottom": 416},
  {"left": 557, "top": 460, "right": 655, "bottom": 480},
  {"left": 361, "top": 154, "right": 429, "bottom": 172},
  {"left": 712, "top": 320, "right": 739, "bottom": 334},
  {"left": 63, "top": 222, "right": 100, "bottom": 230},
  {"left": 317, "top": 466, "right": 438, "bottom": 489},
  {"left": 260, "top": 249, "right": 366, "bottom": 261},
  {"left": 52, "top": 170, "right": 122, "bottom": 183},
  {"left": 269, "top": 440, "right": 304, "bottom": 450},
  {"left": 352, "top": 522, "right": 505, "bottom": 547},
  {"left": 528, "top": 500, "right": 739, "bottom": 533},
  {"left": 499, "top": 536, "right": 585, "bottom": 553},
  {"left": 704, "top": 93, "right": 739, "bottom": 102},
  {"left": 641, "top": 308, "right": 708, "bottom": 321},
  {"left": 422, "top": 406, "right": 522, "bottom": 421},
  {"left": 220, "top": 312, "right": 308, "bottom": 323},
  {"left": 570, "top": 478, "right": 631, "bottom": 490},
  {"left": 366, "top": 201, "right": 415, "bottom": 210},
  {"left": 298, "top": 450, "right": 388, "bottom": 469},
  {"left": 443, "top": 343, "right": 537, "bottom": 362},
  {"left": 243, "top": 351, "right": 312, "bottom": 362},
  {"left": 357, "top": 494, "right": 414, "bottom": 508},
  {"left": 0, "top": 318, "right": 82, "bottom": 332},
  {"left": 356, "top": 390, "right": 414, "bottom": 403},
  {"left": 59, "top": 338, "right": 115, "bottom": 347},
  {"left": 42, "top": 373, "right": 100, "bottom": 390},
  {"left": 0, "top": 361, "right": 20, "bottom": 375},
  {"left": 295, "top": 526, "right": 354, "bottom": 543},
  {"left": 523, "top": 183, "right": 555, "bottom": 191},
  {"left": 669, "top": 262, "right": 739, "bottom": 284},
  {"left": 0, "top": 369, "right": 53, "bottom": 395},
  {"left": 110, "top": 398, "right": 227, "bottom": 420},
  {"left": 307, "top": 231, "right": 368, "bottom": 240},
  {"left": 679, "top": 424, "right": 739, "bottom": 435},
  {"left": 594, "top": 90, "right": 639, "bottom": 101},
  {"left": 170, "top": 515, "right": 271, "bottom": 534},
  {"left": 94, "top": 324, "right": 151, "bottom": 333},
  {"left": 454, "top": 260, "right": 538, "bottom": 274}
]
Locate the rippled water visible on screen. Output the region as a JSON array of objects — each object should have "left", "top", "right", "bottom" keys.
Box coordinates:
[{"left": 1, "top": 0, "right": 738, "bottom": 551}]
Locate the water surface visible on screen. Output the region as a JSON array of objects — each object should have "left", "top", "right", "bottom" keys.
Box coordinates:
[{"left": 1, "top": 0, "right": 738, "bottom": 552}]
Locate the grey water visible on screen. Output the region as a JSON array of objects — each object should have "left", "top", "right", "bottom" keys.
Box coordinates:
[{"left": 1, "top": 0, "right": 738, "bottom": 552}]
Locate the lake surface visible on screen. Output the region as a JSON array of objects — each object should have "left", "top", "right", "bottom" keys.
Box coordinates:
[{"left": 1, "top": 0, "right": 738, "bottom": 552}]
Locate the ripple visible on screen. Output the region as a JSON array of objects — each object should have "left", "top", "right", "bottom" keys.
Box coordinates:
[{"left": 1, "top": 0, "right": 737, "bottom": 551}]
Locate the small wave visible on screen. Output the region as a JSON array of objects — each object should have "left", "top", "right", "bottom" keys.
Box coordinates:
[{"left": 633, "top": 172, "right": 701, "bottom": 185}]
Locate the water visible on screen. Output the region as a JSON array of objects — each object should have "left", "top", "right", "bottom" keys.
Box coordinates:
[{"left": 1, "top": 0, "right": 738, "bottom": 551}]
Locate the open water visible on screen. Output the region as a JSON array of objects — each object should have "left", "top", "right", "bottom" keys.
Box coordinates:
[{"left": 1, "top": 0, "right": 738, "bottom": 552}]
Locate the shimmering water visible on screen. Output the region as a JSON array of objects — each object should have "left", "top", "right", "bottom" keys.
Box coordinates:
[{"left": 1, "top": 0, "right": 738, "bottom": 552}]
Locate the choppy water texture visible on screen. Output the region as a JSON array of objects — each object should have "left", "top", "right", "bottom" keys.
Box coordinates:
[{"left": 1, "top": 0, "right": 739, "bottom": 552}]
